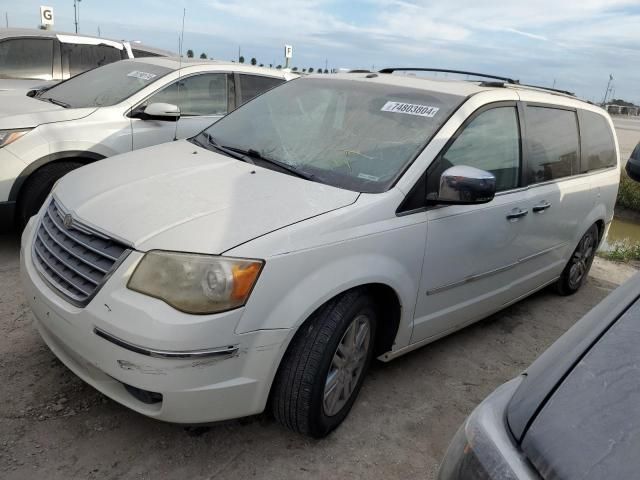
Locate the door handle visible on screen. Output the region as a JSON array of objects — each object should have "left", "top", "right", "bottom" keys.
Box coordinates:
[
  {"left": 532, "top": 201, "right": 552, "bottom": 213},
  {"left": 506, "top": 208, "right": 528, "bottom": 221}
]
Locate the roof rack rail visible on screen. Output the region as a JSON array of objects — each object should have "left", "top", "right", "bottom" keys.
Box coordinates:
[
  {"left": 517, "top": 83, "right": 576, "bottom": 97},
  {"left": 378, "top": 67, "right": 519, "bottom": 84}
]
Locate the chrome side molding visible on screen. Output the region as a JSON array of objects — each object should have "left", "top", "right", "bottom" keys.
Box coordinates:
[{"left": 94, "top": 327, "right": 239, "bottom": 359}]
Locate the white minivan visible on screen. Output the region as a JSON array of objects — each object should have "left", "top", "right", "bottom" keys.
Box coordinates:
[
  {"left": 20, "top": 69, "right": 619, "bottom": 438},
  {"left": 0, "top": 57, "right": 293, "bottom": 229}
]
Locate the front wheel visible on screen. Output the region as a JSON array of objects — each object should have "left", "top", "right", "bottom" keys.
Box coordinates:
[
  {"left": 271, "top": 290, "right": 377, "bottom": 438},
  {"left": 554, "top": 224, "right": 598, "bottom": 295}
]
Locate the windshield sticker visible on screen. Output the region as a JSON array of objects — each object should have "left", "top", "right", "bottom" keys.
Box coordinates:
[
  {"left": 381, "top": 101, "right": 439, "bottom": 118},
  {"left": 357, "top": 173, "right": 380, "bottom": 181},
  {"left": 127, "top": 71, "right": 158, "bottom": 81}
]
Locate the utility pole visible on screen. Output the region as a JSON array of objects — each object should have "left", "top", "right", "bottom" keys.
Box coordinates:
[
  {"left": 238, "top": 46, "right": 241, "bottom": 62},
  {"left": 97, "top": 26, "right": 101, "bottom": 37},
  {"left": 73, "top": 0, "right": 81, "bottom": 33},
  {"left": 5, "top": 11, "right": 8, "bottom": 28},
  {"left": 602, "top": 74, "right": 613, "bottom": 105}
]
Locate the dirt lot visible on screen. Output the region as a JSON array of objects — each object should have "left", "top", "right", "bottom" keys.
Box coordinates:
[
  {"left": 0, "top": 229, "right": 637, "bottom": 480},
  {"left": 2, "top": 119, "right": 640, "bottom": 479}
]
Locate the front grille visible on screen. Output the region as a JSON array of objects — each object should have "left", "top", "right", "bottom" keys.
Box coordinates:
[{"left": 32, "top": 199, "right": 129, "bottom": 306}]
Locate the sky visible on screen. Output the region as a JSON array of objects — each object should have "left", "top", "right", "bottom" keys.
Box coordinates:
[{"left": 3, "top": 0, "right": 640, "bottom": 103}]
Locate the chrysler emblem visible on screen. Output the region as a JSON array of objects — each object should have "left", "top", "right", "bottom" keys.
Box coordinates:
[{"left": 63, "top": 213, "right": 73, "bottom": 229}]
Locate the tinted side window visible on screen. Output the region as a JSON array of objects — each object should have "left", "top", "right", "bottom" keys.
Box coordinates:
[
  {"left": 526, "top": 107, "right": 579, "bottom": 183},
  {"left": 427, "top": 106, "right": 521, "bottom": 195},
  {"left": 62, "top": 43, "right": 124, "bottom": 76},
  {"left": 132, "top": 49, "right": 161, "bottom": 58},
  {"left": 580, "top": 110, "right": 616, "bottom": 172},
  {"left": 0, "top": 38, "right": 54, "bottom": 80},
  {"left": 239, "top": 75, "right": 285, "bottom": 104},
  {"left": 145, "top": 73, "right": 228, "bottom": 115}
]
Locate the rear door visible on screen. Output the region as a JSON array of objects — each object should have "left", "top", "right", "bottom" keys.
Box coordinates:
[
  {"left": 131, "top": 72, "right": 232, "bottom": 150},
  {"left": 412, "top": 102, "right": 532, "bottom": 342},
  {"left": 513, "top": 101, "right": 592, "bottom": 294}
]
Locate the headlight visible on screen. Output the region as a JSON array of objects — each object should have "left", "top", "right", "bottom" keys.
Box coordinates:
[
  {"left": 127, "top": 251, "right": 264, "bottom": 314},
  {"left": 438, "top": 378, "right": 538, "bottom": 480},
  {"left": 0, "top": 129, "right": 31, "bottom": 148}
]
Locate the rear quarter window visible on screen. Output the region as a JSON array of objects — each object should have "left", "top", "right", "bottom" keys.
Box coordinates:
[
  {"left": 525, "top": 106, "right": 579, "bottom": 184},
  {"left": 579, "top": 110, "right": 617, "bottom": 172},
  {"left": 238, "top": 74, "right": 285, "bottom": 105}
]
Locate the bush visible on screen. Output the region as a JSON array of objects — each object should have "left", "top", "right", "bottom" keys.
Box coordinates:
[
  {"left": 617, "top": 171, "right": 640, "bottom": 211},
  {"left": 598, "top": 241, "right": 640, "bottom": 261}
]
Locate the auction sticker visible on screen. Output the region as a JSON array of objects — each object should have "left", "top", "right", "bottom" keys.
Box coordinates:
[
  {"left": 381, "top": 101, "right": 439, "bottom": 118},
  {"left": 127, "top": 71, "right": 158, "bottom": 81}
]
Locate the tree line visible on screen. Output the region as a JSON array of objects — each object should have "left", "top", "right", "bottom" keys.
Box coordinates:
[{"left": 185, "top": 49, "right": 331, "bottom": 73}]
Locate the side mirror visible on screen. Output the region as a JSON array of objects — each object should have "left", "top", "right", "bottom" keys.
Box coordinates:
[
  {"left": 434, "top": 165, "right": 496, "bottom": 205},
  {"left": 626, "top": 142, "right": 640, "bottom": 182},
  {"left": 140, "top": 103, "right": 180, "bottom": 121}
]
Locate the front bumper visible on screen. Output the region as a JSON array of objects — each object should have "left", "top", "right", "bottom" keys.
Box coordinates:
[{"left": 20, "top": 218, "right": 291, "bottom": 423}]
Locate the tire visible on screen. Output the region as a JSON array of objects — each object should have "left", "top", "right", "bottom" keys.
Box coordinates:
[
  {"left": 16, "top": 161, "right": 83, "bottom": 231},
  {"left": 271, "top": 289, "right": 378, "bottom": 438},
  {"left": 554, "top": 224, "right": 599, "bottom": 296}
]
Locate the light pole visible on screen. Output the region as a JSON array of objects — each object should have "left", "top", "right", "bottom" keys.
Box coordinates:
[
  {"left": 602, "top": 74, "right": 613, "bottom": 105},
  {"left": 73, "top": 0, "right": 82, "bottom": 33}
]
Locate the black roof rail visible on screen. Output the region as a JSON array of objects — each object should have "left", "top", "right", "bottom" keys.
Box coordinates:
[
  {"left": 518, "top": 83, "right": 576, "bottom": 97},
  {"left": 378, "top": 67, "right": 519, "bottom": 84}
]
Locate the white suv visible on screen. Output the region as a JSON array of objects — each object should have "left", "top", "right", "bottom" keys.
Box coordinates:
[
  {"left": 0, "top": 57, "right": 294, "bottom": 229},
  {"left": 20, "top": 69, "right": 619, "bottom": 438}
]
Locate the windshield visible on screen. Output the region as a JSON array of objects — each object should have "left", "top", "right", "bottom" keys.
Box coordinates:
[
  {"left": 196, "top": 78, "right": 465, "bottom": 193},
  {"left": 39, "top": 61, "right": 172, "bottom": 108}
]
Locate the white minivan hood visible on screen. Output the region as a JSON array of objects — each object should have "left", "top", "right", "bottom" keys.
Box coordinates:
[
  {"left": 55, "top": 141, "right": 359, "bottom": 253},
  {"left": 0, "top": 93, "right": 96, "bottom": 129}
]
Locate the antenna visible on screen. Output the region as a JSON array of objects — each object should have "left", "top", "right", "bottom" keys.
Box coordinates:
[{"left": 173, "top": 8, "right": 186, "bottom": 142}]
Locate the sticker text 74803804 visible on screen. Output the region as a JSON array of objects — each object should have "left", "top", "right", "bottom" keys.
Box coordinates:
[{"left": 381, "top": 101, "right": 439, "bottom": 118}]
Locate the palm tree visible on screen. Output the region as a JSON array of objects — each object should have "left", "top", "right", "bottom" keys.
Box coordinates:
[
  {"left": 251, "top": 57, "right": 257, "bottom": 65},
  {"left": 259, "top": 63, "right": 264, "bottom": 67},
  {"left": 186, "top": 49, "right": 194, "bottom": 58},
  {"left": 302, "top": 68, "right": 307, "bottom": 73},
  {"left": 239, "top": 55, "right": 245, "bottom": 63},
  {"left": 292, "top": 66, "right": 298, "bottom": 71},
  {"left": 324, "top": 69, "right": 328, "bottom": 74},
  {"left": 200, "top": 53, "right": 207, "bottom": 59},
  {"left": 317, "top": 67, "right": 323, "bottom": 73},
  {"left": 276, "top": 65, "right": 282, "bottom": 69},
  {"left": 308, "top": 67, "right": 314, "bottom": 73}
]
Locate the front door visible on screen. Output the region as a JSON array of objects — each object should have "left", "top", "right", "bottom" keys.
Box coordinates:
[
  {"left": 412, "top": 103, "right": 531, "bottom": 342},
  {"left": 131, "top": 72, "right": 230, "bottom": 150}
]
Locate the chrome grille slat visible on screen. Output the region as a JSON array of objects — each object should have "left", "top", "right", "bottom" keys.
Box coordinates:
[
  {"left": 39, "top": 216, "right": 109, "bottom": 274},
  {"left": 36, "top": 229, "right": 100, "bottom": 285},
  {"left": 31, "top": 199, "right": 129, "bottom": 306},
  {"left": 33, "top": 239, "right": 93, "bottom": 296},
  {"left": 45, "top": 206, "right": 121, "bottom": 262}
]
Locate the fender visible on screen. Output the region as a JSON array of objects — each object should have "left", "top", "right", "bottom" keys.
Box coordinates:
[
  {"left": 236, "top": 244, "right": 424, "bottom": 351},
  {"left": 9, "top": 150, "right": 106, "bottom": 201}
]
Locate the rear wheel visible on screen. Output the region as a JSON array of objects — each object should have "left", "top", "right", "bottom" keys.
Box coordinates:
[
  {"left": 271, "top": 289, "right": 377, "bottom": 438},
  {"left": 555, "top": 224, "right": 598, "bottom": 295},
  {"left": 16, "top": 161, "right": 83, "bottom": 230}
]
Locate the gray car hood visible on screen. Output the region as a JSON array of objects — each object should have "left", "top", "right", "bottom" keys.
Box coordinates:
[{"left": 54, "top": 140, "right": 359, "bottom": 253}]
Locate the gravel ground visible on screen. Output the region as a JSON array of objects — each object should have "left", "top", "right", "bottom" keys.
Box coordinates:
[
  {"left": 0, "top": 233, "right": 637, "bottom": 480},
  {"left": 1, "top": 119, "right": 639, "bottom": 480}
]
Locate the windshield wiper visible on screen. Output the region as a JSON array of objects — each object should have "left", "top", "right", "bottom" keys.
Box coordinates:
[
  {"left": 199, "top": 132, "right": 255, "bottom": 164},
  {"left": 40, "top": 97, "right": 70, "bottom": 108},
  {"left": 221, "top": 145, "right": 315, "bottom": 181}
]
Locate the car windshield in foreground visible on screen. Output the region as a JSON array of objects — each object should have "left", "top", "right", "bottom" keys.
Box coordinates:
[
  {"left": 38, "top": 61, "right": 172, "bottom": 108},
  {"left": 195, "top": 77, "right": 465, "bottom": 193}
]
